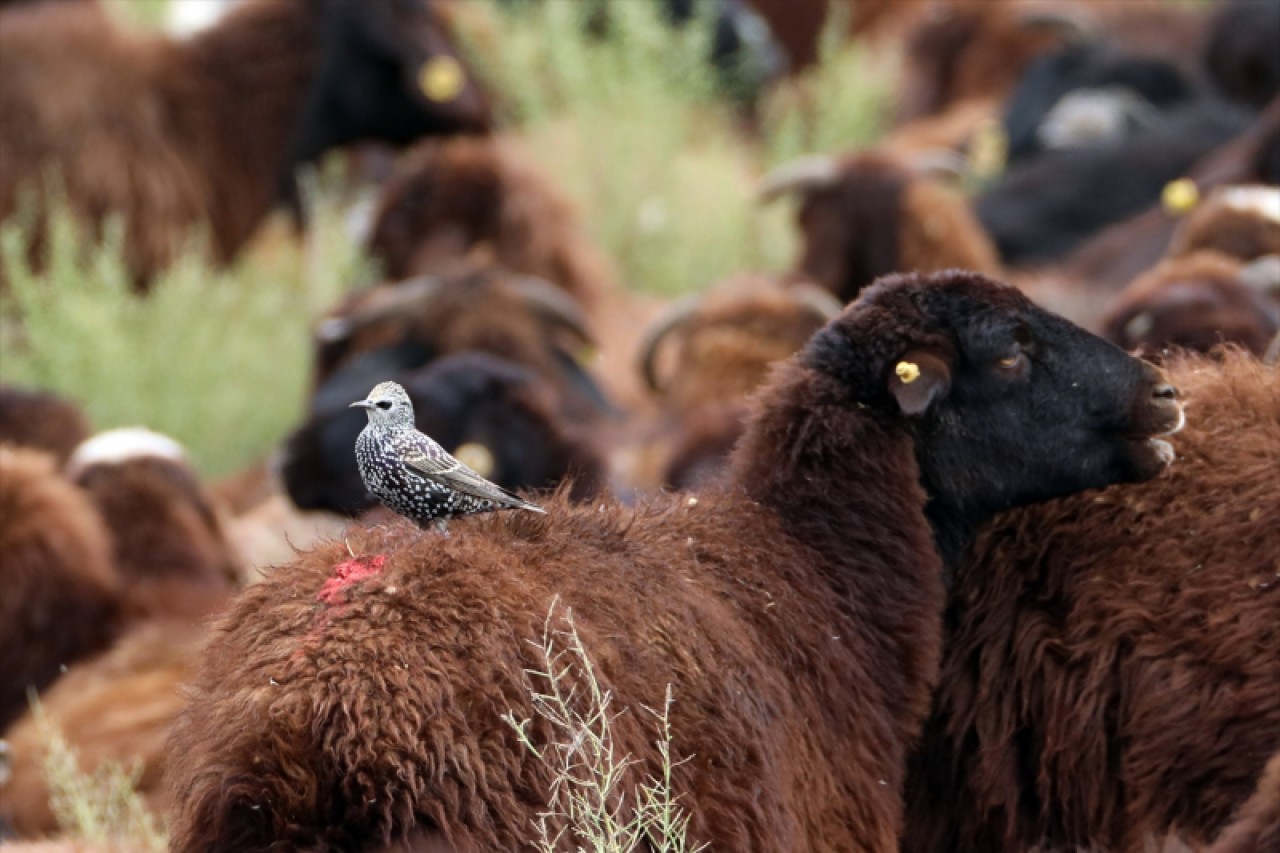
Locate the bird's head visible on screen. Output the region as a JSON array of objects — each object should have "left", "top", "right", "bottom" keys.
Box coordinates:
[{"left": 350, "top": 381, "right": 416, "bottom": 428}]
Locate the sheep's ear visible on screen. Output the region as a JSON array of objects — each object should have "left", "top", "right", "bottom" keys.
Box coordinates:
[{"left": 889, "top": 350, "right": 951, "bottom": 416}]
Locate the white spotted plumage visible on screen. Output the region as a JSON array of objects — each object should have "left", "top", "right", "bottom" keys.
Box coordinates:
[{"left": 350, "top": 380, "right": 545, "bottom": 533}]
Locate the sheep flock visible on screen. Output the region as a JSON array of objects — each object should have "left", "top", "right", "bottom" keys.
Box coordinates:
[{"left": 1, "top": 1, "right": 1278, "bottom": 852}]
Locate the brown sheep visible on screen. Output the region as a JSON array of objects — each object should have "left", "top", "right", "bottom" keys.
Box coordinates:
[
  {"left": 311, "top": 260, "right": 613, "bottom": 424},
  {"left": 625, "top": 274, "right": 841, "bottom": 490},
  {"left": 0, "top": 385, "right": 90, "bottom": 466},
  {"left": 0, "top": 447, "right": 120, "bottom": 732},
  {"left": 165, "top": 271, "right": 1184, "bottom": 852},
  {"left": 1208, "top": 752, "right": 1280, "bottom": 853},
  {"left": 904, "top": 348, "right": 1280, "bottom": 853},
  {"left": 760, "top": 151, "right": 1000, "bottom": 303},
  {"left": 1169, "top": 185, "right": 1280, "bottom": 263},
  {"left": 894, "top": 2, "right": 1073, "bottom": 124},
  {"left": 366, "top": 137, "right": 615, "bottom": 310},
  {"left": 0, "top": 0, "right": 490, "bottom": 286},
  {"left": 1101, "top": 250, "right": 1280, "bottom": 359},
  {"left": 65, "top": 429, "right": 240, "bottom": 621},
  {"left": 0, "top": 430, "right": 245, "bottom": 837},
  {"left": 0, "top": 619, "right": 205, "bottom": 837}
]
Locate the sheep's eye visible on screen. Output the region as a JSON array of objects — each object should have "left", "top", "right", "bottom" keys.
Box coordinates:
[
  {"left": 376, "top": 400, "right": 393, "bottom": 410},
  {"left": 996, "top": 351, "right": 1026, "bottom": 371}
]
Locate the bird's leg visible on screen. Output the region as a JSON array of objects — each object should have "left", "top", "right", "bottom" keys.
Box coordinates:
[{"left": 433, "top": 518, "right": 451, "bottom": 537}]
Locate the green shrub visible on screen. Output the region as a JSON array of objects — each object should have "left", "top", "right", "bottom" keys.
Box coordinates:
[
  {"left": 504, "top": 602, "right": 707, "bottom": 853},
  {"left": 0, "top": 178, "right": 359, "bottom": 477},
  {"left": 28, "top": 698, "right": 166, "bottom": 850}
]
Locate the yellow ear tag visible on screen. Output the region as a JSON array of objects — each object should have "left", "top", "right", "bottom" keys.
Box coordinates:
[
  {"left": 419, "top": 56, "right": 464, "bottom": 103},
  {"left": 967, "top": 120, "right": 1009, "bottom": 182},
  {"left": 1162, "top": 178, "right": 1199, "bottom": 216},
  {"left": 895, "top": 361, "right": 921, "bottom": 384},
  {"left": 576, "top": 344, "right": 598, "bottom": 368},
  {"left": 453, "top": 442, "right": 495, "bottom": 478}
]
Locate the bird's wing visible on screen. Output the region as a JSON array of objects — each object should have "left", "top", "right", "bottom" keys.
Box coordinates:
[{"left": 402, "top": 447, "right": 543, "bottom": 511}]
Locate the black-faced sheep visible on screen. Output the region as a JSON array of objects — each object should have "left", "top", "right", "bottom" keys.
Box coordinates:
[
  {"left": 366, "top": 137, "right": 614, "bottom": 310},
  {"left": 903, "top": 347, "right": 1280, "bottom": 853},
  {"left": 1056, "top": 98, "right": 1280, "bottom": 293},
  {"left": 0, "top": 0, "right": 490, "bottom": 286},
  {"left": 976, "top": 98, "right": 1256, "bottom": 265},
  {"left": 65, "top": 428, "right": 241, "bottom": 619},
  {"left": 0, "top": 447, "right": 120, "bottom": 732},
  {"left": 282, "top": 351, "right": 606, "bottom": 517},
  {"left": 627, "top": 274, "right": 841, "bottom": 490},
  {"left": 311, "top": 261, "right": 613, "bottom": 423},
  {"left": 1101, "top": 250, "right": 1280, "bottom": 359},
  {"left": 0, "top": 385, "right": 90, "bottom": 465},
  {"left": 999, "top": 42, "right": 1196, "bottom": 164},
  {"left": 165, "top": 271, "right": 1184, "bottom": 852},
  {"left": 760, "top": 151, "right": 1001, "bottom": 303}
]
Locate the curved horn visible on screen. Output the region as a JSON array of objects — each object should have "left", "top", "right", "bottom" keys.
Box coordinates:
[
  {"left": 907, "top": 148, "right": 968, "bottom": 181},
  {"left": 788, "top": 281, "right": 845, "bottom": 322},
  {"left": 1239, "top": 255, "right": 1280, "bottom": 296},
  {"left": 315, "top": 275, "right": 443, "bottom": 343},
  {"left": 637, "top": 293, "right": 704, "bottom": 395},
  {"left": 511, "top": 276, "right": 595, "bottom": 348},
  {"left": 1016, "top": 8, "right": 1094, "bottom": 42},
  {"left": 757, "top": 154, "right": 841, "bottom": 203}
]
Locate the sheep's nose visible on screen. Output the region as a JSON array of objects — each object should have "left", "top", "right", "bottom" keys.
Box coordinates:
[{"left": 1152, "top": 383, "right": 1178, "bottom": 402}]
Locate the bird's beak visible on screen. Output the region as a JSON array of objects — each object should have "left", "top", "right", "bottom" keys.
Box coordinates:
[{"left": 349, "top": 400, "right": 374, "bottom": 410}]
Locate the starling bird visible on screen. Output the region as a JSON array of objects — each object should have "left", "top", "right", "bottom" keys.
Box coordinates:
[{"left": 350, "top": 381, "right": 546, "bottom": 533}]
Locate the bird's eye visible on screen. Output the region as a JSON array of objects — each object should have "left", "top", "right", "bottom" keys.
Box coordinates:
[{"left": 376, "top": 400, "right": 392, "bottom": 410}]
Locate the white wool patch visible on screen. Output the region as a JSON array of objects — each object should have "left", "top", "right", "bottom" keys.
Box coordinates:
[
  {"left": 166, "top": 0, "right": 241, "bottom": 38},
  {"left": 1218, "top": 186, "right": 1280, "bottom": 223},
  {"left": 66, "top": 428, "right": 189, "bottom": 478}
]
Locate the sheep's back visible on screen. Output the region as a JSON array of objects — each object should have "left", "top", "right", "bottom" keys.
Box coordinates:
[{"left": 167, "top": 491, "right": 906, "bottom": 851}]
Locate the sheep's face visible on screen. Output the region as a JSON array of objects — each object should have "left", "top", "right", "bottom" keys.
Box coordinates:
[
  {"left": 1103, "top": 278, "right": 1280, "bottom": 360},
  {"left": 294, "top": 0, "right": 492, "bottom": 161},
  {"left": 805, "top": 271, "right": 1185, "bottom": 556}
]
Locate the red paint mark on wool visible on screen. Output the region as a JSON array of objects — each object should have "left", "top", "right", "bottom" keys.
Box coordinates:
[{"left": 317, "top": 555, "right": 386, "bottom": 606}]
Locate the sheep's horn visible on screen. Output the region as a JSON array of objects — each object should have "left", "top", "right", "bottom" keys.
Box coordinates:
[
  {"left": 907, "top": 148, "right": 968, "bottom": 181},
  {"left": 511, "top": 276, "right": 595, "bottom": 348},
  {"left": 1265, "top": 331, "right": 1280, "bottom": 367},
  {"left": 637, "top": 293, "right": 704, "bottom": 395},
  {"left": 314, "top": 275, "right": 443, "bottom": 343},
  {"left": 1239, "top": 255, "right": 1280, "bottom": 296},
  {"left": 788, "top": 281, "right": 845, "bottom": 321},
  {"left": 757, "top": 155, "right": 841, "bottom": 203},
  {"left": 1016, "top": 8, "right": 1094, "bottom": 42}
]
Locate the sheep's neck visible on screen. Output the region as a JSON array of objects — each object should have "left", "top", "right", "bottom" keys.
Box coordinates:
[
  {"left": 730, "top": 365, "right": 943, "bottom": 602},
  {"left": 158, "top": 0, "right": 322, "bottom": 260},
  {"left": 729, "top": 364, "right": 948, "bottom": 750},
  {"left": 923, "top": 503, "right": 983, "bottom": 582}
]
